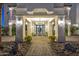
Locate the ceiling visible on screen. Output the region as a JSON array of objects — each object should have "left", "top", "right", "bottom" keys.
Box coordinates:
[{"left": 27, "top": 18, "right": 54, "bottom": 22}]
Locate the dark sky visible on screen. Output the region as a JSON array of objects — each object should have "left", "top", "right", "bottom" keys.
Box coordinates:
[
  {"left": 1, "top": 5, "right": 5, "bottom": 27},
  {"left": 17, "top": 3, "right": 54, "bottom": 11}
]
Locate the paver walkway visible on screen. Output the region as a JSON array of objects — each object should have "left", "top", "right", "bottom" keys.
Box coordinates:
[
  {"left": 26, "top": 36, "right": 53, "bottom": 56},
  {"left": 66, "top": 36, "right": 79, "bottom": 41},
  {"left": 2, "top": 36, "right": 15, "bottom": 42}
]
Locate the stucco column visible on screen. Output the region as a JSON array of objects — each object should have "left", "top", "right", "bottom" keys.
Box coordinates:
[
  {"left": 16, "top": 16, "right": 23, "bottom": 43},
  {"left": 48, "top": 22, "right": 52, "bottom": 36},
  {"left": 27, "top": 22, "right": 32, "bottom": 36},
  {"left": 58, "top": 16, "right": 65, "bottom": 43},
  {"left": 30, "top": 22, "right": 32, "bottom": 36},
  {"left": 52, "top": 23, "right": 55, "bottom": 36},
  {"left": 48, "top": 22, "right": 50, "bottom": 36},
  {"left": 67, "top": 20, "right": 71, "bottom": 36},
  {"left": 9, "top": 23, "right": 12, "bottom": 36},
  {"left": 55, "top": 16, "right": 58, "bottom": 41},
  {"left": 23, "top": 19, "right": 26, "bottom": 40},
  {"left": 50, "top": 22, "right": 53, "bottom": 36}
]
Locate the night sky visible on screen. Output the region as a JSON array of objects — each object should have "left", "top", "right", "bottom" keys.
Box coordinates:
[{"left": 1, "top": 5, "right": 5, "bottom": 27}]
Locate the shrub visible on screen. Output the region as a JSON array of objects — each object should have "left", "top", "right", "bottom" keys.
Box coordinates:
[
  {"left": 48, "top": 36, "right": 56, "bottom": 42},
  {"left": 25, "top": 36, "right": 32, "bottom": 43},
  {"left": 12, "top": 24, "right": 16, "bottom": 36}
]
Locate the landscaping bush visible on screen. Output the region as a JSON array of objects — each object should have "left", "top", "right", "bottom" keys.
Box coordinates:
[
  {"left": 71, "top": 26, "right": 79, "bottom": 35},
  {"left": 48, "top": 36, "right": 56, "bottom": 42},
  {"left": 25, "top": 36, "right": 32, "bottom": 43},
  {"left": 12, "top": 24, "right": 16, "bottom": 36}
]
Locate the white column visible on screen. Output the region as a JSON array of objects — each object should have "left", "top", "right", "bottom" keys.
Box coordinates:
[
  {"left": 9, "top": 7, "right": 14, "bottom": 36},
  {"left": 16, "top": 16, "right": 23, "bottom": 42},
  {"left": 58, "top": 15, "right": 65, "bottom": 43},
  {"left": 27, "top": 23, "right": 29, "bottom": 36},
  {"left": 48, "top": 22, "right": 52, "bottom": 36},
  {"left": 67, "top": 20, "right": 71, "bottom": 36},
  {"left": 9, "top": 24, "right": 12, "bottom": 36},
  {"left": 55, "top": 16, "right": 58, "bottom": 41},
  {"left": 27, "top": 22, "right": 32, "bottom": 36},
  {"left": 30, "top": 22, "right": 32, "bottom": 36},
  {"left": 23, "top": 19, "right": 26, "bottom": 40},
  {"left": 48, "top": 22, "right": 50, "bottom": 36},
  {"left": 9, "top": 21, "right": 12, "bottom": 36}
]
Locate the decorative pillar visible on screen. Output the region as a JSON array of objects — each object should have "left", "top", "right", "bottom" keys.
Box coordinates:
[
  {"left": 48, "top": 22, "right": 52, "bottom": 36},
  {"left": 9, "top": 21, "right": 12, "bottom": 36},
  {"left": 16, "top": 16, "right": 23, "bottom": 43},
  {"left": 9, "top": 7, "right": 14, "bottom": 36},
  {"left": 65, "top": 6, "right": 71, "bottom": 36},
  {"left": 51, "top": 22, "right": 54, "bottom": 35},
  {"left": 48, "top": 22, "right": 49, "bottom": 36},
  {"left": 58, "top": 16, "right": 65, "bottom": 43},
  {"left": 55, "top": 16, "right": 58, "bottom": 41},
  {"left": 67, "top": 20, "right": 71, "bottom": 36},
  {"left": 30, "top": 22, "right": 32, "bottom": 36},
  {"left": 27, "top": 22, "right": 29, "bottom": 36},
  {"left": 23, "top": 19, "right": 26, "bottom": 41},
  {"left": 27, "top": 22, "right": 32, "bottom": 36}
]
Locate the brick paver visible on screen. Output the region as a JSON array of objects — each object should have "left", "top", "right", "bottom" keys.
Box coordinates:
[
  {"left": 66, "top": 36, "right": 79, "bottom": 41},
  {"left": 26, "top": 36, "right": 53, "bottom": 56},
  {"left": 2, "top": 36, "right": 15, "bottom": 42}
]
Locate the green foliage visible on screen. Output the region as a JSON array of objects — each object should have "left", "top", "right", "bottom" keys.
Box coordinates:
[
  {"left": 25, "top": 36, "right": 32, "bottom": 43},
  {"left": 48, "top": 36, "right": 56, "bottom": 42},
  {"left": 12, "top": 24, "right": 16, "bottom": 36},
  {"left": 65, "top": 25, "right": 68, "bottom": 36},
  {"left": 2, "top": 27, "right": 9, "bottom": 36},
  {"left": 70, "top": 26, "right": 79, "bottom": 35}
]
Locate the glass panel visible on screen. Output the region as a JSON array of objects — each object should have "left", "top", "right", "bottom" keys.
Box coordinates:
[{"left": 36, "top": 25, "right": 45, "bottom": 36}]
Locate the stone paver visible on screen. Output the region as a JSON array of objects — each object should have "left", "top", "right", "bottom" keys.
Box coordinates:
[
  {"left": 66, "top": 36, "right": 79, "bottom": 41},
  {"left": 2, "top": 36, "right": 15, "bottom": 42},
  {"left": 26, "top": 36, "right": 53, "bottom": 56}
]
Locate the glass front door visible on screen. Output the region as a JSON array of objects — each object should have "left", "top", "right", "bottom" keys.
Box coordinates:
[{"left": 36, "top": 25, "right": 45, "bottom": 36}]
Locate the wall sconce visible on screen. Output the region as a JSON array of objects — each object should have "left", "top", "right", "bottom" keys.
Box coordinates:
[
  {"left": 58, "top": 19, "right": 65, "bottom": 26},
  {"left": 9, "top": 22, "right": 12, "bottom": 26},
  {"left": 16, "top": 20, "right": 22, "bottom": 25},
  {"left": 67, "top": 21, "right": 71, "bottom": 25},
  {"left": 9, "top": 7, "right": 14, "bottom": 10},
  {"left": 66, "top": 7, "right": 71, "bottom": 11},
  {"left": 16, "top": 16, "right": 23, "bottom": 25}
]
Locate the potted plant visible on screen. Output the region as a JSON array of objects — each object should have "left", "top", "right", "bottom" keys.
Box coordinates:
[
  {"left": 48, "top": 36, "right": 56, "bottom": 42},
  {"left": 25, "top": 36, "right": 32, "bottom": 44}
]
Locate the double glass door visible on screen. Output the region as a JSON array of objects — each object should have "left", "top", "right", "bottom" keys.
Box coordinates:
[{"left": 36, "top": 25, "right": 45, "bottom": 36}]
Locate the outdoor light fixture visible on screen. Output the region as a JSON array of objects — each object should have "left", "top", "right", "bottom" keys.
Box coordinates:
[
  {"left": 66, "top": 7, "right": 71, "bottom": 11},
  {"left": 16, "top": 16, "right": 23, "bottom": 25},
  {"left": 9, "top": 7, "right": 14, "bottom": 10},
  {"left": 17, "top": 20, "right": 22, "bottom": 25},
  {"left": 67, "top": 21, "right": 71, "bottom": 25},
  {"left": 58, "top": 19, "right": 65, "bottom": 26},
  {"left": 9, "top": 22, "right": 12, "bottom": 25}
]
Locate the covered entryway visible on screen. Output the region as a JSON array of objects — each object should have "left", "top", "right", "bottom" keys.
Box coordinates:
[{"left": 15, "top": 8, "right": 65, "bottom": 43}]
